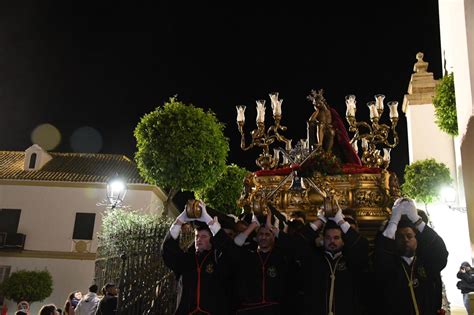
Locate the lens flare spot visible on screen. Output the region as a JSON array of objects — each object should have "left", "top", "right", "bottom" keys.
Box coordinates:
[
  {"left": 31, "top": 123, "right": 61, "bottom": 150},
  {"left": 70, "top": 126, "right": 103, "bottom": 153}
]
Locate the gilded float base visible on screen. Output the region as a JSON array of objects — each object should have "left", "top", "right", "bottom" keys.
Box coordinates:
[{"left": 239, "top": 170, "right": 401, "bottom": 241}]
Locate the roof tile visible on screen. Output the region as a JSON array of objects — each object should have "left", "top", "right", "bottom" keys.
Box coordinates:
[{"left": 0, "top": 151, "right": 146, "bottom": 184}]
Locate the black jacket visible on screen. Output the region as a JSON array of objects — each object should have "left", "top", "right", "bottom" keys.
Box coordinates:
[
  {"left": 161, "top": 229, "right": 231, "bottom": 315},
  {"left": 374, "top": 226, "right": 448, "bottom": 315},
  {"left": 303, "top": 227, "right": 369, "bottom": 315},
  {"left": 218, "top": 231, "right": 294, "bottom": 315},
  {"left": 457, "top": 270, "right": 474, "bottom": 294},
  {"left": 96, "top": 294, "right": 117, "bottom": 315}
]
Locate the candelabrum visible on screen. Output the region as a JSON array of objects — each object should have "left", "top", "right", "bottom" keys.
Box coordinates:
[
  {"left": 236, "top": 92, "right": 292, "bottom": 170},
  {"left": 345, "top": 94, "right": 399, "bottom": 169}
]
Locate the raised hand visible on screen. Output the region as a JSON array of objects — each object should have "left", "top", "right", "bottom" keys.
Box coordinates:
[
  {"left": 398, "top": 198, "right": 419, "bottom": 222},
  {"left": 196, "top": 200, "right": 213, "bottom": 224},
  {"left": 176, "top": 209, "right": 193, "bottom": 224},
  {"left": 317, "top": 208, "right": 327, "bottom": 224}
]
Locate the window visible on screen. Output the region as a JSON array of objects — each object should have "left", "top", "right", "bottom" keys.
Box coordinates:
[
  {"left": 72, "top": 213, "right": 96, "bottom": 240},
  {"left": 0, "top": 265, "right": 11, "bottom": 305},
  {"left": 29, "top": 153, "right": 37, "bottom": 169},
  {"left": 0, "top": 209, "right": 21, "bottom": 233}
]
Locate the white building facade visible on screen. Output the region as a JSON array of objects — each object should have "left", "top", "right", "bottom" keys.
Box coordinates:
[
  {"left": 401, "top": 0, "right": 474, "bottom": 311},
  {"left": 0, "top": 145, "right": 170, "bottom": 315}
]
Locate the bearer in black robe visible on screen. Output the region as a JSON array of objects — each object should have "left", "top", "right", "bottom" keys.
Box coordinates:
[
  {"left": 374, "top": 197, "right": 448, "bottom": 315},
  {"left": 229, "top": 212, "right": 292, "bottom": 315},
  {"left": 303, "top": 205, "right": 369, "bottom": 315},
  {"left": 161, "top": 203, "right": 231, "bottom": 315}
]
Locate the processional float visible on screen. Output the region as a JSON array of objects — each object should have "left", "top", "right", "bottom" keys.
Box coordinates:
[{"left": 235, "top": 89, "right": 401, "bottom": 240}]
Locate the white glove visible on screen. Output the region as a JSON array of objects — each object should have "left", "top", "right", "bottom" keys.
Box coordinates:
[
  {"left": 382, "top": 221, "right": 398, "bottom": 240},
  {"left": 208, "top": 216, "right": 221, "bottom": 236},
  {"left": 251, "top": 213, "right": 260, "bottom": 227},
  {"left": 329, "top": 208, "right": 344, "bottom": 225},
  {"left": 389, "top": 197, "right": 404, "bottom": 224},
  {"left": 169, "top": 223, "right": 182, "bottom": 240},
  {"left": 234, "top": 232, "right": 247, "bottom": 246},
  {"left": 329, "top": 208, "right": 350, "bottom": 233},
  {"left": 274, "top": 217, "right": 280, "bottom": 229},
  {"left": 196, "top": 201, "right": 213, "bottom": 224},
  {"left": 310, "top": 208, "right": 326, "bottom": 231},
  {"left": 317, "top": 208, "right": 327, "bottom": 224},
  {"left": 270, "top": 216, "right": 280, "bottom": 237},
  {"left": 398, "top": 198, "right": 420, "bottom": 223},
  {"left": 176, "top": 209, "right": 192, "bottom": 224}
]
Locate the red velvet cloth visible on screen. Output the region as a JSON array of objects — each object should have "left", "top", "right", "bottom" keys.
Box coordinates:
[
  {"left": 341, "top": 163, "right": 383, "bottom": 174},
  {"left": 330, "top": 107, "right": 362, "bottom": 166},
  {"left": 254, "top": 164, "right": 299, "bottom": 176}
]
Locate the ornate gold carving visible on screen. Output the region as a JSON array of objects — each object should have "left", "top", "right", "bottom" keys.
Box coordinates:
[{"left": 239, "top": 171, "right": 398, "bottom": 234}]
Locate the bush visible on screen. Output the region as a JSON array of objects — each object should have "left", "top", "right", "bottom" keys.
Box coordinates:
[
  {"left": 0, "top": 270, "right": 53, "bottom": 303},
  {"left": 99, "top": 208, "right": 173, "bottom": 254},
  {"left": 401, "top": 158, "right": 452, "bottom": 205},
  {"left": 196, "top": 164, "right": 249, "bottom": 215},
  {"left": 433, "top": 73, "right": 458, "bottom": 136}
]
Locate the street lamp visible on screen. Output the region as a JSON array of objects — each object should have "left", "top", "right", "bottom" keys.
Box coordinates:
[{"left": 106, "top": 175, "right": 127, "bottom": 209}]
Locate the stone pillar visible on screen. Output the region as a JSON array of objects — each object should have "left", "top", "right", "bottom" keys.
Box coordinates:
[{"left": 402, "top": 52, "right": 457, "bottom": 183}]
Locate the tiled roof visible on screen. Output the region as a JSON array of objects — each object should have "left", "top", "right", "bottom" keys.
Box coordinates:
[{"left": 0, "top": 151, "right": 147, "bottom": 184}]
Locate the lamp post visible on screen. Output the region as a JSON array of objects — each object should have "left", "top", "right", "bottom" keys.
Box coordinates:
[{"left": 106, "top": 175, "right": 128, "bottom": 209}]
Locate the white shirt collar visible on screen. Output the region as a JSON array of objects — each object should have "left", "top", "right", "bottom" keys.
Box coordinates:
[
  {"left": 402, "top": 256, "right": 415, "bottom": 265},
  {"left": 325, "top": 251, "right": 342, "bottom": 260}
]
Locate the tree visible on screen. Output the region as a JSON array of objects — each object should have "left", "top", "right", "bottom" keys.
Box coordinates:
[
  {"left": 196, "top": 164, "right": 249, "bottom": 215},
  {"left": 433, "top": 72, "right": 458, "bottom": 136},
  {"left": 134, "top": 97, "right": 229, "bottom": 214},
  {"left": 0, "top": 270, "right": 53, "bottom": 304},
  {"left": 401, "top": 158, "right": 452, "bottom": 210}
]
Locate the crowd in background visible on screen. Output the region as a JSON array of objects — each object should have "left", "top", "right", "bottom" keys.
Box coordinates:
[{"left": 22, "top": 283, "right": 117, "bottom": 315}]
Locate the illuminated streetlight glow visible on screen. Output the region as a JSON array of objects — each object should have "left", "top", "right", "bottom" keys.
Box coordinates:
[{"left": 106, "top": 176, "right": 127, "bottom": 209}]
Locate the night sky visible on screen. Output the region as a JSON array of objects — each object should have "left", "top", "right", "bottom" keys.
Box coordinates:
[{"left": 0, "top": 2, "right": 442, "bottom": 183}]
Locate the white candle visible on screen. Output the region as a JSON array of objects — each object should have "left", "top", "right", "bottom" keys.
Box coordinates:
[
  {"left": 368, "top": 103, "right": 379, "bottom": 119},
  {"left": 273, "top": 148, "right": 280, "bottom": 162},
  {"left": 345, "top": 95, "right": 357, "bottom": 117},
  {"left": 236, "top": 105, "right": 246, "bottom": 123},
  {"left": 269, "top": 92, "right": 283, "bottom": 116},
  {"left": 375, "top": 94, "right": 385, "bottom": 111},
  {"left": 256, "top": 100, "right": 266, "bottom": 123},
  {"left": 388, "top": 101, "right": 399, "bottom": 118}
]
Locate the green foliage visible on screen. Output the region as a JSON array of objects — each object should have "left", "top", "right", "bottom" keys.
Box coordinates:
[
  {"left": 433, "top": 73, "right": 458, "bottom": 136},
  {"left": 134, "top": 97, "right": 229, "bottom": 193},
  {"left": 99, "top": 208, "right": 173, "bottom": 254},
  {"left": 0, "top": 270, "right": 53, "bottom": 303},
  {"left": 196, "top": 164, "right": 249, "bottom": 215},
  {"left": 401, "top": 158, "right": 452, "bottom": 205}
]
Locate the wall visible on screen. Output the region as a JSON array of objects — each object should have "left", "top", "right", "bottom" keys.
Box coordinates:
[
  {"left": 1, "top": 256, "right": 94, "bottom": 315},
  {"left": 405, "top": 104, "right": 456, "bottom": 176},
  {"left": 0, "top": 181, "right": 164, "bottom": 314}
]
